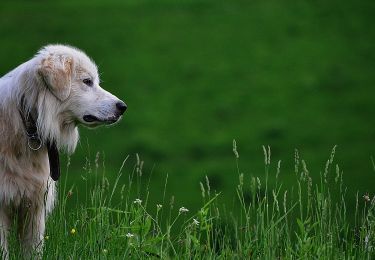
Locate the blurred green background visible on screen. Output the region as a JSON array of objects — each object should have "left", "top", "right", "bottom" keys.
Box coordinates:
[{"left": 1, "top": 0, "right": 374, "bottom": 211}]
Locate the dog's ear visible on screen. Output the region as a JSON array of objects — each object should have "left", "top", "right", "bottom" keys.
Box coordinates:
[{"left": 38, "top": 54, "right": 73, "bottom": 101}]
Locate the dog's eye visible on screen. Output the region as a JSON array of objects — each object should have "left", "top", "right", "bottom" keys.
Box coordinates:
[{"left": 83, "top": 78, "right": 93, "bottom": 87}]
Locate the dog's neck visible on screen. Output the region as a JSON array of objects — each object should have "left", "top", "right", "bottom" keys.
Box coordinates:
[
  {"left": 19, "top": 59, "right": 78, "bottom": 153},
  {"left": 18, "top": 95, "right": 61, "bottom": 181}
]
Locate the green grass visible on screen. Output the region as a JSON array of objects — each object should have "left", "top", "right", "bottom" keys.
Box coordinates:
[
  {"left": 1, "top": 1, "right": 374, "bottom": 257},
  {"left": 1, "top": 0, "right": 375, "bottom": 215},
  {"left": 4, "top": 146, "right": 375, "bottom": 259}
]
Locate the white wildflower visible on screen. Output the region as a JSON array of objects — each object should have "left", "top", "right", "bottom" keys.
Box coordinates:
[
  {"left": 133, "top": 199, "right": 142, "bottom": 205},
  {"left": 157, "top": 204, "right": 163, "bottom": 210},
  {"left": 193, "top": 218, "right": 200, "bottom": 226},
  {"left": 179, "top": 207, "right": 189, "bottom": 214},
  {"left": 126, "top": 233, "right": 134, "bottom": 238}
]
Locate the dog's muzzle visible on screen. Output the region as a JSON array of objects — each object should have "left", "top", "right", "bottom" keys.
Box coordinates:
[{"left": 83, "top": 100, "right": 127, "bottom": 124}]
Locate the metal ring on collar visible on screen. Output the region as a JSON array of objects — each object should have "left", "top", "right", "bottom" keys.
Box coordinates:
[{"left": 28, "top": 137, "right": 42, "bottom": 151}]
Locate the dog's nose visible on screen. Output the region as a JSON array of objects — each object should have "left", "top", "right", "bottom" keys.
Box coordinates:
[{"left": 116, "top": 101, "right": 127, "bottom": 114}]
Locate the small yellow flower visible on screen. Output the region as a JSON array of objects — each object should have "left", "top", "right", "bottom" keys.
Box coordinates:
[
  {"left": 45, "top": 235, "right": 49, "bottom": 240},
  {"left": 70, "top": 228, "right": 76, "bottom": 235}
]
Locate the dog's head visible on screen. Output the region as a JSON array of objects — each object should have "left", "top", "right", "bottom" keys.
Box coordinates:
[{"left": 37, "top": 45, "right": 127, "bottom": 128}]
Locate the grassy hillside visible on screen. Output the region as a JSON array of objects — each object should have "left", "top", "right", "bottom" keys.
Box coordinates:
[{"left": 0, "top": 0, "right": 374, "bottom": 212}]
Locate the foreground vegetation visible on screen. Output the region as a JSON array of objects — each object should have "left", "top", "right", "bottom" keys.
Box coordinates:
[{"left": 5, "top": 145, "right": 374, "bottom": 259}]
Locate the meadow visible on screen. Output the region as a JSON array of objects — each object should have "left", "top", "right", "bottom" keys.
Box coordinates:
[
  {"left": 0, "top": 0, "right": 375, "bottom": 257},
  {"left": 4, "top": 146, "right": 375, "bottom": 258}
]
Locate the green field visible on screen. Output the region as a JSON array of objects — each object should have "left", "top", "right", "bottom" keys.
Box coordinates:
[
  {"left": 1, "top": 0, "right": 375, "bottom": 216},
  {"left": 4, "top": 151, "right": 375, "bottom": 259}
]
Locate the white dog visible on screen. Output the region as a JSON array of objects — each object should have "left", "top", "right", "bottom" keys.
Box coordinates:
[{"left": 0, "top": 45, "right": 126, "bottom": 258}]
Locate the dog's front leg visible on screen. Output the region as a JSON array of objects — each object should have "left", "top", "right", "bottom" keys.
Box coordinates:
[
  {"left": 0, "top": 208, "right": 11, "bottom": 260},
  {"left": 18, "top": 203, "right": 45, "bottom": 258}
]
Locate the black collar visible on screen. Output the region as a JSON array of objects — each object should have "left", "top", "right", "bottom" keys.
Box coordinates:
[{"left": 19, "top": 97, "right": 61, "bottom": 181}]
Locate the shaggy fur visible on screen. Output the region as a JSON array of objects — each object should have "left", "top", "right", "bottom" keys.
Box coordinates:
[{"left": 0, "top": 45, "right": 126, "bottom": 258}]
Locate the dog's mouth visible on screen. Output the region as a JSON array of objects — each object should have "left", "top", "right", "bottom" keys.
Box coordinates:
[{"left": 83, "top": 115, "right": 120, "bottom": 125}]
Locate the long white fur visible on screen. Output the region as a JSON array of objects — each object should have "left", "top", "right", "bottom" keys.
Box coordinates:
[{"left": 0, "top": 45, "right": 124, "bottom": 258}]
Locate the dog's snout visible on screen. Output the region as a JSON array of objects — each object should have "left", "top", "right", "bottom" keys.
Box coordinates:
[{"left": 116, "top": 101, "right": 127, "bottom": 114}]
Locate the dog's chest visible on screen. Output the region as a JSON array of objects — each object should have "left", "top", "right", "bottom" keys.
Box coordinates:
[{"left": 0, "top": 151, "right": 52, "bottom": 207}]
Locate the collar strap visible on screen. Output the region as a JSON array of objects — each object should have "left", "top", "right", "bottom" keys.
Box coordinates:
[
  {"left": 19, "top": 96, "right": 61, "bottom": 181},
  {"left": 47, "top": 141, "right": 60, "bottom": 181}
]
